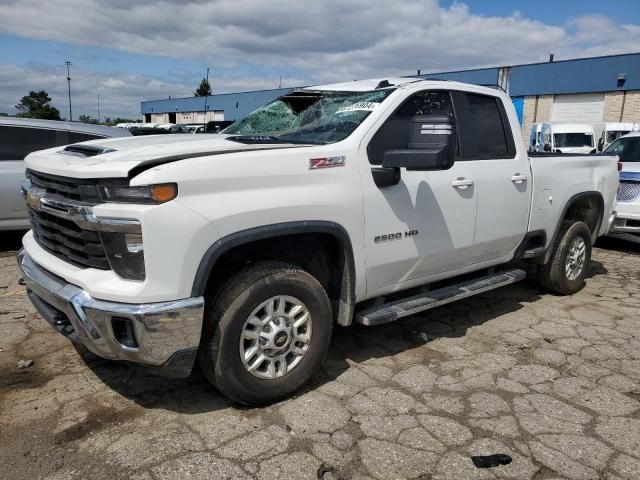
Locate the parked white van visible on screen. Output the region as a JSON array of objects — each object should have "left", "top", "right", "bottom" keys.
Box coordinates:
[
  {"left": 539, "top": 123, "right": 596, "bottom": 154},
  {"left": 528, "top": 123, "right": 542, "bottom": 152},
  {"left": 595, "top": 122, "right": 639, "bottom": 151}
]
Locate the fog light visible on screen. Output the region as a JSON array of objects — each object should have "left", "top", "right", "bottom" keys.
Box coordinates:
[
  {"left": 100, "top": 231, "right": 146, "bottom": 281},
  {"left": 112, "top": 317, "right": 138, "bottom": 349},
  {"left": 125, "top": 232, "right": 143, "bottom": 253}
]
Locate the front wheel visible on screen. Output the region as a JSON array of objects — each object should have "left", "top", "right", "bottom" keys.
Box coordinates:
[
  {"left": 539, "top": 220, "right": 592, "bottom": 295},
  {"left": 198, "top": 262, "right": 332, "bottom": 406}
]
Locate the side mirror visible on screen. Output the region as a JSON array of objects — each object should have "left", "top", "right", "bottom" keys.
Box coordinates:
[
  {"left": 543, "top": 143, "right": 551, "bottom": 152},
  {"left": 382, "top": 114, "right": 455, "bottom": 171}
]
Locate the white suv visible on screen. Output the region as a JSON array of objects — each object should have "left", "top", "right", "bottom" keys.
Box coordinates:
[{"left": 607, "top": 132, "right": 640, "bottom": 237}]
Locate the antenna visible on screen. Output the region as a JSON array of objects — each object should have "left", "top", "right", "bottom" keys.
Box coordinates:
[
  {"left": 97, "top": 92, "right": 100, "bottom": 124},
  {"left": 65, "top": 60, "right": 72, "bottom": 121}
]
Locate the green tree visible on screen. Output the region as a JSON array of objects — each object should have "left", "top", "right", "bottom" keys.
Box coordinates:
[
  {"left": 78, "top": 114, "right": 99, "bottom": 124},
  {"left": 194, "top": 78, "right": 212, "bottom": 97},
  {"left": 104, "top": 117, "right": 140, "bottom": 126},
  {"left": 15, "top": 91, "right": 61, "bottom": 120}
]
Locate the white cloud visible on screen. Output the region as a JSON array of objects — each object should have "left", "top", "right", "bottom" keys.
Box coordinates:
[
  {"left": 0, "top": 63, "right": 308, "bottom": 119},
  {"left": 0, "top": 1, "right": 638, "bottom": 117}
]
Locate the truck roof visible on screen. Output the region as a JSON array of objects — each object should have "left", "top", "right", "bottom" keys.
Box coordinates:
[
  {"left": 302, "top": 77, "right": 507, "bottom": 99},
  {"left": 544, "top": 123, "right": 595, "bottom": 134},
  {"left": 303, "top": 77, "right": 419, "bottom": 92},
  {"left": 601, "top": 122, "right": 638, "bottom": 130}
]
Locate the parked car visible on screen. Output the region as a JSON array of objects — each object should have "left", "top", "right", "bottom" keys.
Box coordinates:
[
  {"left": 183, "top": 124, "right": 206, "bottom": 134},
  {"left": 539, "top": 122, "right": 597, "bottom": 154},
  {"left": 0, "top": 118, "right": 131, "bottom": 231},
  {"left": 528, "top": 123, "right": 542, "bottom": 152},
  {"left": 606, "top": 132, "right": 640, "bottom": 237},
  {"left": 205, "top": 120, "right": 235, "bottom": 133},
  {"left": 18, "top": 78, "right": 618, "bottom": 405},
  {"left": 595, "top": 122, "right": 639, "bottom": 151}
]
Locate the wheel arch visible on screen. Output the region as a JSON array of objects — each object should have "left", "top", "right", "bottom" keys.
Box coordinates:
[
  {"left": 191, "top": 221, "right": 357, "bottom": 326},
  {"left": 544, "top": 191, "right": 604, "bottom": 264}
]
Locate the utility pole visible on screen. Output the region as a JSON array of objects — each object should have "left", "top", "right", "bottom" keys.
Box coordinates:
[
  {"left": 97, "top": 93, "right": 101, "bottom": 124},
  {"left": 65, "top": 61, "right": 73, "bottom": 121},
  {"left": 203, "top": 66, "right": 210, "bottom": 131}
]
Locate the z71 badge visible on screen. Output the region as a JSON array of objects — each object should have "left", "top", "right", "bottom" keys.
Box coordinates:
[
  {"left": 374, "top": 229, "right": 419, "bottom": 243},
  {"left": 309, "top": 156, "right": 345, "bottom": 169}
]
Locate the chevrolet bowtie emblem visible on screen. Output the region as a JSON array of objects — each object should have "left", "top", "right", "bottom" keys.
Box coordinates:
[{"left": 26, "top": 189, "right": 43, "bottom": 209}]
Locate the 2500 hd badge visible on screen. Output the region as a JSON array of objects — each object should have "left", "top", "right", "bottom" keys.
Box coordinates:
[{"left": 374, "top": 229, "right": 419, "bottom": 243}]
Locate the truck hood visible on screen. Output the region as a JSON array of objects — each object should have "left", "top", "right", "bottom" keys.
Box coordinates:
[{"left": 24, "top": 134, "right": 310, "bottom": 179}]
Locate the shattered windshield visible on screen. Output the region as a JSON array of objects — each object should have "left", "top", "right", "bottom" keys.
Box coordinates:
[
  {"left": 554, "top": 133, "right": 593, "bottom": 148},
  {"left": 223, "top": 89, "right": 396, "bottom": 144}
]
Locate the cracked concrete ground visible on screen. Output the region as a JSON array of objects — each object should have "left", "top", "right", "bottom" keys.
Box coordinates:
[{"left": 1, "top": 232, "right": 639, "bottom": 480}]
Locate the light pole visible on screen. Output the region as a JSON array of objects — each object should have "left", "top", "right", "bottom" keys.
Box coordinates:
[
  {"left": 65, "top": 61, "right": 72, "bottom": 121},
  {"left": 203, "top": 66, "right": 210, "bottom": 131},
  {"left": 97, "top": 93, "right": 101, "bottom": 124}
]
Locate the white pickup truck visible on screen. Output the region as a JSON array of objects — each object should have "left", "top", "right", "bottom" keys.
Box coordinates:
[{"left": 18, "top": 78, "right": 618, "bottom": 405}]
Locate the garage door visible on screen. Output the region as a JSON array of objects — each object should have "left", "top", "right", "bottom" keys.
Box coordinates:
[{"left": 551, "top": 93, "right": 604, "bottom": 122}]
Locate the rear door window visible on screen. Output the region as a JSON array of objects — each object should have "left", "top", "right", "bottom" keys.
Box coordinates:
[
  {"left": 0, "top": 125, "right": 67, "bottom": 161},
  {"left": 452, "top": 92, "right": 515, "bottom": 160}
]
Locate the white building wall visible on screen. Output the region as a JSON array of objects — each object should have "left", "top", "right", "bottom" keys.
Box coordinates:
[{"left": 551, "top": 93, "right": 605, "bottom": 122}]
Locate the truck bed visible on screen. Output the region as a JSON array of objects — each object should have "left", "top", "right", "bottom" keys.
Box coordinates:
[{"left": 528, "top": 153, "right": 618, "bottom": 246}]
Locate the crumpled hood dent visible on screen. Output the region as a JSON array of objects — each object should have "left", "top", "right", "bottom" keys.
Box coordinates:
[{"left": 24, "top": 134, "right": 309, "bottom": 179}]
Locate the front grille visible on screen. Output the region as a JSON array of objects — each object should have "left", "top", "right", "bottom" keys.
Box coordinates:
[
  {"left": 618, "top": 181, "right": 640, "bottom": 202},
  {"left": 27, "top": 169, "right": 100, "bottom": 203},
  {"left": 29, "top": 208, "right": 110, "bottom": 270}
]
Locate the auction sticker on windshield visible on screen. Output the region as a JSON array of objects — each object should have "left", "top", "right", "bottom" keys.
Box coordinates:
[{"left": 336, "top": 102, "right": 380, "bottom": 114}]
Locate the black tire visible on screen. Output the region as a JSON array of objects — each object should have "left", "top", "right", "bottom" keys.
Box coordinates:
[
  {"left": 539, "top": 220, "right": 592, "bottom": 295},
  {"left": 198, "top": 261, "right": 332, "bottom": 406}
]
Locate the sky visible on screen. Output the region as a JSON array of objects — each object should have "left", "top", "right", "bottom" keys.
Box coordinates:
[{"left": 0, "top": 0, "right": 639, "bottom": 120}]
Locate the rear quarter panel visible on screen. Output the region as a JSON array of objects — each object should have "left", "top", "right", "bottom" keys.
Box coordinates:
[{"left": 528, "top": 154, "right": 618, "bottom": 246}]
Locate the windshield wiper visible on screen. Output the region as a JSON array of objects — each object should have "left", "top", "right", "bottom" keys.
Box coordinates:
[
  {"left": 227, "top": 135, "right": 323, "bottom": 145},
  {"left": 226, "top": 135, "right": 289, "bottom": 144}
]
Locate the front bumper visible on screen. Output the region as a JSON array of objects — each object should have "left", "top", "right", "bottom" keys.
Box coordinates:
[
  {"left": 611, "top": 216, "right": 640, "bottom": 234},
  {"left": 610, "top": 206, "right": 640, "bottom": 234},
  {"left": 17, "top": 250, "right": 204, "bottom": 377}
]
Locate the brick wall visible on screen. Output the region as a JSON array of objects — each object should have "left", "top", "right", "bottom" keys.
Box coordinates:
[
  {"left": 604, "top": 92, "right": 624, "bottom": 121},
  {"left": 150, "top": 113, "right": 168, "bottom": 123},
  {"left": 535, "top": 95, "right": 554, "bottom": 121},
  {"left": 521, "top": 96, "right": 537, "bottom": 143},
  {"left": 622, "top": 91, "right": 640, "bottom": 122},
  {"left": 520, "top": 95, "right": 553, "bottom": 149}
]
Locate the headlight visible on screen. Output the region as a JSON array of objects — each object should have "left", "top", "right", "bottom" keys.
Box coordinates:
[
  {"left": 100, "top": 231, "right": 146, "bottom": 281},
  {"left": 98, "top": 183, "right": 177, "bottom": 204}
]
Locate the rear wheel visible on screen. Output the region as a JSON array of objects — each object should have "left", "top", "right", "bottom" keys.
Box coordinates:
[
  {"left": 198, "top": 262, "right": 332, "bottom": 406},
  {"left": 539, "top": 220, "right": 592, "bottom": 295}
]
